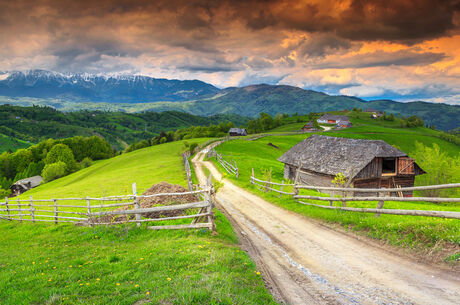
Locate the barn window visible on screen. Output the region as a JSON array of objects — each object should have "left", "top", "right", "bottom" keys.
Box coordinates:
[{"left": 382, "top": 158, "right": 396, "bottom": 174}]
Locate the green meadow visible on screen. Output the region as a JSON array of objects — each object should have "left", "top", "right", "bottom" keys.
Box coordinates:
[
  {"left": 210, "top": 125, "right": 460, "bottom": 260},
  {"left": 0, "top": 133, "right": 30, "bottom": 153},
  {"left": 0, "top": 139, "right": 276, "bottom": 304}
]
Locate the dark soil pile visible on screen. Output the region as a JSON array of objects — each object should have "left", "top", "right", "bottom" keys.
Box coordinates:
[{"left": 94, "top": 182, "right": 198, "bottom": 224}]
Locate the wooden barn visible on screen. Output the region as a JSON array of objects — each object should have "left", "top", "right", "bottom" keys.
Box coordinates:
[
  {"left": 228, "top": 128, "right": 248, "bottom": 136},
  {"left": 11, "top": 176, "right": 43, "bottom": 196},
  {"left": 278, "top": 135, "right": 425, "bottom": 196},
  {"left": 301, "top": 121, "right": 317, "bottom": 132}
]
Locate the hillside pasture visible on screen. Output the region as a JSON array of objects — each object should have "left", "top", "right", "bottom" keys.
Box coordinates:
[
  {"left": 0, "top": 139, "right": 276, "bottom": 304},
  {"left": 209, "top": 132, "right": 460, "bottom": 261}
]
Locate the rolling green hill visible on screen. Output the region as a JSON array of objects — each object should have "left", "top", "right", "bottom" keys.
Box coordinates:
[
  {"left": 0, "top": 105, "right": 247, "bottom": 152},
  {"left": 0, "top": 138, "right": 276, "bottom": 304}
]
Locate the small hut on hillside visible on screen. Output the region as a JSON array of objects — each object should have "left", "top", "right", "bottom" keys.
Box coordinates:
[
  {"left": 301, "top": 121, "right": 317, "bottom": 132},
  {"left": 228, "top": 128, "right": 248, "bottom": 136},
  {"left": 317, "top": 114, "right": 349, "bottom": 124},
  {"left": 278, "top": 135, "right": 425, "bottom": 196},
  {"left": 11, "top": 176, "right": 43, "bottom": 196}
]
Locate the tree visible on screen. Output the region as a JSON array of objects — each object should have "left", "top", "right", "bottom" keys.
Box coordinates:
[
  {"left": 42, "top": 161, "right": 67, "bottom": 182},
  {"left": 44, "top": 144, "right": 77, "bottom": 174}
]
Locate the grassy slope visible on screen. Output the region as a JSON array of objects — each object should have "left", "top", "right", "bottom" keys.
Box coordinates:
[
  {"left": 0, "top": 139, "right": 276, "bottom": 304},
  {"left": 209, "top": 123, "right": 460, "bottom": 259},
  {"left": 0, "top": 133, "right": 30, "bottom": 153}
]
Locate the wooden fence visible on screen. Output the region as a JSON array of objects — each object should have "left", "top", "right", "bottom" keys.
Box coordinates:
[
  {"left": 208, "top": 148, "right": 239, "bottom": 178},
  {"left": 250, "top": 169, "right": 460, "bottom": 219},
  {"left": 182, "top": 151, "right": 194, "bottom": 191},
  {"left": 0, "top": 178, "right": 216, "bottom": 231}
]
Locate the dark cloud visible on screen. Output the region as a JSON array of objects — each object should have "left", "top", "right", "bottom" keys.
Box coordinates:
[
  {"left": 177, "top": 65, "right": 243, "bottom": 73},
  {"left": 298, "top": 34, "right": 352, "bottom": 57},
  {"left": 315, "top": 50, "right": 446, "bottom": 69},
  {"left": 245, "top": 57, "right": 274, "bottom": 70}
]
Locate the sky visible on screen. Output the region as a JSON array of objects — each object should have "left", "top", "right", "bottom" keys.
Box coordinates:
[{"left": 0, "top": 0, "right": 459, "bottom": 104}]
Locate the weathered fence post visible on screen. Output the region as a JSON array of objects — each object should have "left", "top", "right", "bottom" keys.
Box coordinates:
[
  {"left": 53, "top": 199, "right": 58, "bottom": 224},
  {"left": 375, "top": 190, "right": 385, "bottom": 218},
  {"left": 5, "top": 197, "right": 10, "bottom": 219},
  {"left": 133, "top": 183, "right": 141, "bottom": 228},
  {"left": 251, "top": 168, "right": 254, "bottom": 184},
  {"left": 235, "top": 162, "right": 239, "bottom": 179},
  {"left": 30, "top": 196, "right": 35, "bottom": 223},
  {"left": 293, "top": 165, "right": 300, "bottom": 198},
  {"left": 329, "top": 191, "right": 334, "bottom": 207},
  {"left": 279, "top": 180, "right": 284, "bottom": 198},
  {"left": 205, "top": 174, "right": 216, "bottom": 231},
  {"left": 17, "top": 197, "right": 22, "bottom": 222},
  {"left": 86, "top": 197, "right": 93, "bottom": 227}
]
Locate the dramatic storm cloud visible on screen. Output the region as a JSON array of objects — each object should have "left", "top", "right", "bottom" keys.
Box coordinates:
[{"left": 0, "top": 0, "right": 459, "bottom": 103}]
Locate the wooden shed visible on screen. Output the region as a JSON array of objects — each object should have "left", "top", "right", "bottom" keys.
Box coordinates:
[
  {"left": 278, "top": 135, "right": 425, "bottom": 196},
  {"left": 228, "top": 128, "right": 248, "bottom": 136},
  {"left": 11, "top": 176, "right": 43, "bottom": 196},
  {"left": 301, "top": 121, "right": 317, "bottom": 132}
]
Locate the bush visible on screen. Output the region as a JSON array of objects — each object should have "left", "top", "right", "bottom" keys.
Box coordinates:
[
  {"left": 189, "top": 143, "right": 198, "bottom": 154},
  {"left": 80, "top": 157, "right": 93, "bottom": 168},
  {"left": 0, "top": 188, "right": 11, "bottom": 198},
  {"left": 42, "top": 161, "right": 67, "bottom": 182},
  {"left": 412, "top": 142, "right": 460, "bottom": 198}
]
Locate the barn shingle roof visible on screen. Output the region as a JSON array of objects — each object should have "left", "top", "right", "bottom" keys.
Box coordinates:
[{"left": 277, "top": 135, "right": 407, "bottom": 178}]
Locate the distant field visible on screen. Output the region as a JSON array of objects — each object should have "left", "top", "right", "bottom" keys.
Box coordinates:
[
  {"left": 0, "top": 133, "right": 30, "bottom": 153},
  {"left": 210, "top": 129, "right": 460, "bottom": 260},
  {"left": 0, "top": 139, "right": 276, "bottom": 304}
]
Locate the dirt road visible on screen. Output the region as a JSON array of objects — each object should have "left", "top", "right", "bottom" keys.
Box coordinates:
[{"left": 192, "top": 151, "right": 460, "bottom": 305}]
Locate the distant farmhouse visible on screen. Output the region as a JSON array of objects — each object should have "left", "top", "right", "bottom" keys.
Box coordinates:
[
  {"left": 228, "top": 128, "right": 247, "bottom": 136},
  {"left": 317, "top": 114, "right": 349, "bottom": 124},
  {"left": 301, "top": 121, "right": 317, "bottom": 132},
  {"left": 335, "top": 120, "right": 352, "bottom": 129},
  {"left": 364, "top": 108, "right": 383, "bottom": 118},
  {"left": 278, "top": 135, "right": 425, "bottom": 196},
  {"left": 11, "top": 176, "right": 43, "bottom": 196}
]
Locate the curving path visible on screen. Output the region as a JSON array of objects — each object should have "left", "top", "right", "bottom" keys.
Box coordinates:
[{"left": 192, "top": 149, "right": 460, "bottom": 305}]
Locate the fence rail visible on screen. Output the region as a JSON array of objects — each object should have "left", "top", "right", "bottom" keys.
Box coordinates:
[
  {"left": 0, "top": 178, "right": 216, "bottom": 231},
  {"left": 249, "top": 169, "right": 460, "bottom": 219},
  {"left": 208, "top": 148, "right": 239, "bottom": 178}
]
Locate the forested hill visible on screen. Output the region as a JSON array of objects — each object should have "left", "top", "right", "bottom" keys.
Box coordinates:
[
  {"left": 0, "top": 105, "right": 247, "bottom": 151},
  {"left": 1, "top": 71, "right": 459, "bottom": 130}
]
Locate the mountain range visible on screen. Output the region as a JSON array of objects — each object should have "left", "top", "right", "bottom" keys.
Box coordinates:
[{"left": 0, "top": 70, "right": 459, "bottom": 130}]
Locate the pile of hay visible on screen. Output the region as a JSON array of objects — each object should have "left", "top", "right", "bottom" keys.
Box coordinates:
[{"left": 94, "top": 182, "right": 198, "bottom": 224}]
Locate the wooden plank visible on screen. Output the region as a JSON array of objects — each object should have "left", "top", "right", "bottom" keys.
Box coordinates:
[
  {"left": 90, "top": 202, "right": 135, "bottom": 208},
  {"left": 293, "top": 194, "right": 460, "bottom": 203},
  {"left": 90, "top": 201, "right": 209, "bottom": 216},
  {"left": 5, "top": 197, "right": 9, "bottom": 219},
  {"left": 4, "top": 218, "right": 84, "bottom": 223},
  {"left": 53, "top": 199, "right": 58, "bottom": 225},
  {"left": 86, "top": 197, "right": 93, "bottom": 227},
  {"left": 147, "top": 223, "right": 212, "bottom": 230},
  {"left": 30, "top": 196, "right": 35, "bottom": 223},
  {"left": 17, "top": 197, "right": 22, "bottom": 222},
  {"left": 133, "top": 183, "right": 141, "bottom": 228},
  {"left": 251, "top": 176, "right": 295, "bottom": 186},
  {"left": 297, "top": 200, "right": 460, "bottom": 219},
  {"left": 295, "top": 183, "right": 460, "bottom": 193},
  {"left": 375, "top": 191, "right": 384, "bottom": 218},
  {"left": 95, "top": 212, "right": 211, "bottom": 225}
]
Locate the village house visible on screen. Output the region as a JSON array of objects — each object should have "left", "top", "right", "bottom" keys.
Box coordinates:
[
  {"left": 317, "top": 114, "right": 349, "bottom": 124},
  {"left": 10, "top": 176, "right": 43, "bottom": 196},
  {"left": 301, "top": 121, "right": 317, "bottom": 132},
  {"left": 228, "top": 128, "right": 248, "bottom": 136},
  {"left": 335, "top": 120, "right": 352, "bottom": 129},
  {"left": 278, "top": 135, "right": 425, "bottom": 196}
]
